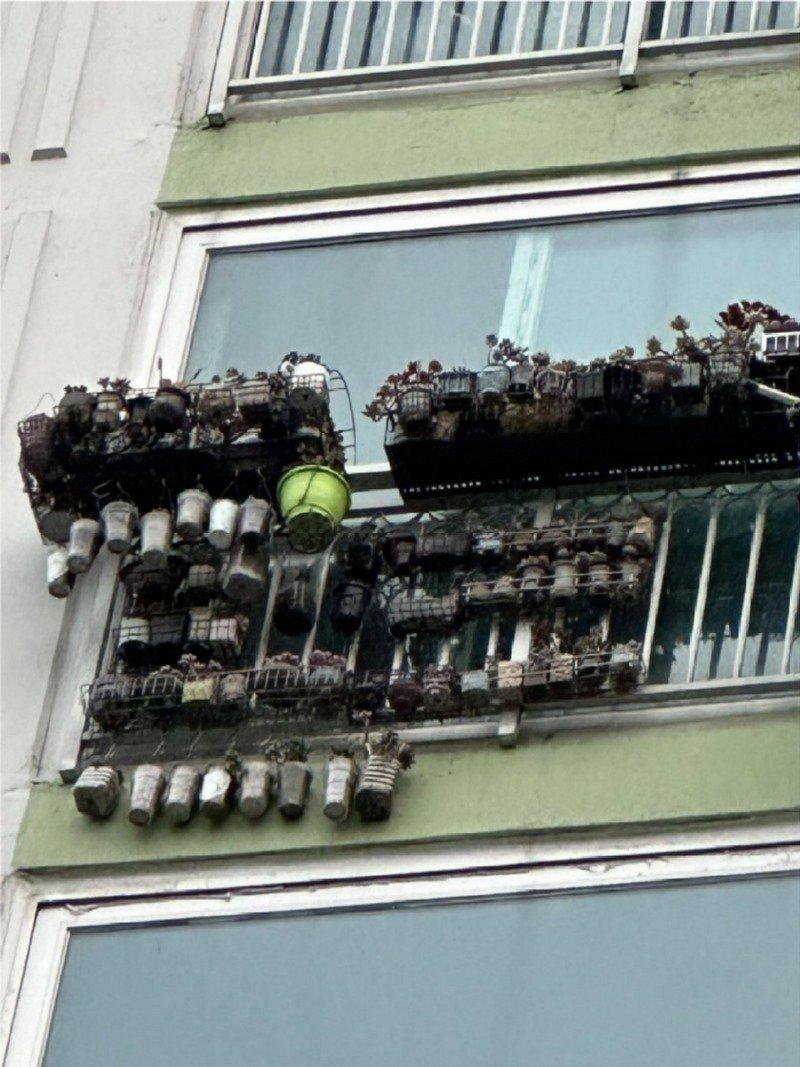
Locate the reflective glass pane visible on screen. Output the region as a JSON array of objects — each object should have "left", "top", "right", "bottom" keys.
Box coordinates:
[
  {"left": 44, "top": 878, "right": 800, "bottom": 1067},
  {"left": 186, "top": 203, "right": 800, "bottom": 465}
]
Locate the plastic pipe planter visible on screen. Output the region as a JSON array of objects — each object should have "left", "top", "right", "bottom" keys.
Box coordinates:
[
  {"left": 18, "top": 359, "right": 351, "bottom": 591},
  {"left": 365, "top": 305, "right": 799, "bottom": 502}
]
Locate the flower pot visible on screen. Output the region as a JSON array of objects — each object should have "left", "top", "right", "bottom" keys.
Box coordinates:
[
  {"left": 47, "top": 547, "right": 74, "bottom": 598},
  {"left": 223, "top": 543, "right": 267, "bottom": 604},
  {"left": 273, "top": 580, "right": 315, "bottom": 637},
  {"left": 508, "top": 363, "right": 537, "bottom": 396},
  {"left": 550, "top": 549, "right": 578, "bottom": 600},
  {"left": 128, "top": 764, "right": 165, "bottom": 826},
  {"left": 208, "top": 617, "right": 243, "bottom": 662},
  {"left": 523, "top": 653, "right": 550, "bottom": 698},
  {"left": 574, "top": 367, "right": 606, "bottom": 412},
  {"left": 382, "top": 529, "right": 417, "bottom": 574},
  {"left": 388, "top": 677, "right": 423, "bottom": 719},
  {"left": 175, "top": 489, "right": 211, "bottom": 542},
  {"left": 197, "top": 380, "right": 234, "bottom": 421},
  {"left": 519, "top": 558, "right": 550, "bottom": 605},
  {"left": 149, "top": 613, "right": 187, "bottom": 662},
  {"left": 200, "top": 766, "right": 234, "bottom": 820},
  {"left": 177, "top": 563, "right": 220, "bottom": 607},
  {"left": 617, "top": 546, "right": 643, "bottom": 596},
  {"left": 331, "top": 580, "right": 370, "bottom": 634},
  {"left": 587, "top": 550, "right": 611, "bottom": 600},
  {"left": 417, "top": 528, "right": 471, "bottom": 569},
  {"left": 477, "top": 364, "right": 510, "bottom": 404},
  {"left": 140, "top": 509, "right": 173, "bottom": 568},
  {"left": 185, "top": 607, "right": 214, "bottom": 657},
  {"left": 141, "top": 669, "right": 183, "bottom": 707},
  {"left": 57, "top": 388, "right": 96, "bottom": 431},
  {"left": 101, "top": 500, "right": 138, "bottom": 554},
  {"left": 182, "top": 675, "right": 219, "bottom": 709},
  {"left": 278, "top": 761, "right": 312, "bottom": 819},
  {"left": 206, "top": 498, "right": 240, "bottom": 550},
  {"left": 323, "top": 755, "right": 356, "bottom": 821},
  {"left": 19, "top": 414, "right": 57, "bottom": 482},
  {"left": 163, "top": 765, "right": 201, "bottom": 825},
  {"left": 150, "top": 383, "right": 189, "bottom": 431},
  {"left": 218, "top": 671, "right": 248, "bottom": 709},
  {"left": 397, "top": 384, "right": 433, "bottom": 429},
  {"left": 535, "top": 366, "right": 568, "bottom": 398},
  {"left": 355, "top": 755, "right": 400, "bottom": 822},
  {"left": 626, "top": 515, "right": 656, "bottom": 555},
  {"left": 277, "top": 465, "right": 351, "bottom": 554},
  {"left": 237, "top": 496, "right": 272, "bottom": 548},
  {"left": 234, "top": 377, "right": 272, "bottom": 421},
  {"left": 288, "top": 361, "right": 330, "bottom": 416},
  {"left": 473, "top": 532, "right": 504, "bottom": 560},
  {"left": 238, "top": 758, "right": 272, "bottom": 820},
  {"left": 93, "top": 389, "right": 125, "bottom": 431},
  {"left": 423, "top": 665, "right": 458, "bottom": 715},
  {"left": 549, "top": 652, "right": 574, "bottom": 691},
  {"left": 495, "top": 661, "right": 523, "bottom": 703},
  {"left": 461, "top": 670, "right": 490, "bottom": 710},
  {"left": 437, "top": 370, "right": 475, "bottom": 409},
  {"left": 126, "top": 393, "right": 152, "bottom": 427},
  {"left": 73, "top": 766, "right": 120, "bottom": 820},
  {"left": 67, "top": 518, "right": 101, "bottom": 574},
  {"left": 117, "top": 616, "right": 150, "bottom": 666}
]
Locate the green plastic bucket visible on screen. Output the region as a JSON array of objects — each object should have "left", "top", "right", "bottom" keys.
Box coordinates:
[{"left": 277, "top": 465, "right": 351, "bottom": 553}]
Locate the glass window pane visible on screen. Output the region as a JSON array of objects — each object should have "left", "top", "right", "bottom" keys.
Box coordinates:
[
  {"left": 693, "top": 496, "right": 755, "bottom": 681},
  {"left": 44, "top": 877, "right": 800, "bottom": 1067},
  {"left": 739, "top": 491, "right": 800, "bottom": 678},
  {"left": 186, "top": 203, "right": 800, "bottom": 465},
  {"left": 649, "top": 501, "right": 710, "bottom": 684}
]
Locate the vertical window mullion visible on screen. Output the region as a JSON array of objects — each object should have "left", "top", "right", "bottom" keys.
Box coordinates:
[
  {"left": 640, "top": 493, "right": 675, "bottom": 677},
  {"left": 249, "top": 2, "right": 272, "bottom": 78},
  {"left": 685, "top": 497, "right": 721, "bottom": 683},
  {"left": 732, "top": 490, "right": 768, "bottom": 679},
  {"left": 779, "top": 525, "right": 800, "bottom": 675}
]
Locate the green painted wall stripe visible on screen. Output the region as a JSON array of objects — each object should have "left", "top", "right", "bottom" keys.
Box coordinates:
[
  {"left": 15, "top": 714, "right": 800, "bottom": 871},
  {"left": 159, "top": 67, "right": 800, "bottom": 208}
]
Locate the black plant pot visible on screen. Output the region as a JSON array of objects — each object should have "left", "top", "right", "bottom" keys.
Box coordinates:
[
  {"left": 344, "top": 540, "right": 378, "bottom": 580},
  {"left": 150, "top": 385, "right": 189, "bottom": 432},
  {"left": 19, "top": 414, "right": 59, "bottom": 483},
  {"left": 273, "top": 573, "right": 315, "bottom": 636},
  {"left": 331, "top": 580, "right": 371, "bottom": 634},
  {"left": 382, "top": 529, "right": 417, "bottom": 574}
]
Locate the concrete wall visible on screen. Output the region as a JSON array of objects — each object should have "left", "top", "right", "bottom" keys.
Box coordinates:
[{"left": 0, "top": 1, "right": 213, "bottom": 878}]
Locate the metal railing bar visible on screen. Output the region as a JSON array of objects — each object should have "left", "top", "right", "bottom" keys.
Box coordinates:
[
  {"left": 705, "top": 0, "right": 717, "bottom": 34},
  {"left": 533, "top": 0, "right": 548, "bottom": 50},
  {"left": 641, "top": 495, "right": 675, "bottom": 677},
  {"left": 748, "top": 0, "right": 760, "bottom": 33},
  {"left": 425, "top": 0, "right": 444, "bottom": 60},
  {"left": 248, "top": 1, "right": 271, "bottom": 78},
  {"left": 576, "top": 0, "right": 593, "bottom": 47},
  {"left": 779, "top": 527, "right": 800, "bottom": 675},
  {"left": 732, "top": 491, "right": 768, "bottom": 679},
  {"left": 316, "top": 1, "right": 338, "bottom": 71},
  {"left": 359, "top": 1, "right": 382, "bottom": 67},
  {"left": 512, "top": 0, "right": 529, "bottom": 52},
  {"left": 556, "top": 0, "right": 573, "bottom": 50},
  {"left": 619, "top": 0, "right": 647, "bottom": 84},
  {"left": 336, "top": 0, "right": 358, "bottom": 70},
  {"left": 273, "top": 0, "right": 296, "bottom": 75},
  {"left": 292, "top": 0, "right": 315, "bottom": 74},
  {"left": 660, "top": 0, "right": 674, "bottom": 38},
  {"left": 468, "top": 0, "right": 486, "bottom": 57},
  {"left": 686, "top": 498, "right": 721, "bottom": 683},
  {"left": 447, "top": 0, "right": 466, "bottom": 58},
  {"left": 600, "top": 0, "right": 614, "bottom": 44},
  {"left": 381, "top": 0, "right": 400, "bottom": 65},
  {"left": 489, "top": 0, "right": 508, "bottom": 54},
  {"left": 640, "top": 25, "right": 799, "bottom": 50}
]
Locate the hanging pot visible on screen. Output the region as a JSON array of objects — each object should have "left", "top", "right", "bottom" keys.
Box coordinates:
[
  {"left": 237, "top": 757, "right": 272, "bottom": 820},
  {"left": 197, "top": 379, "right": 235, "bottom": 421},
  {"left": 288, "top": 361, "right": 330, "bottom": 416},
  {"left": 477, "top": 364, "right": 510, "bottom": 404},
  {"left": 237, "top": 496, "right": 272, "bottom": 548},
  {"left": 93, "top": 389, "right": 125, "bottom": 431},
  {"left": 73, "top": 766, "right": 120, "bottom": 819},
  {"left": 199, "top": 765, "right": 234, "bottom": 820},
  {"left": 417, "top": 528, "right": 471, "bottom": 569},
  {"left": 149, "top": 613, "right": 187, "bottom": 663},
  {"left": 355, "top": 754, "right": 400, "bottom": 822},
  {"left": 34, "top": 499, "right": 78, "bottom": 544},
  {"left": 67, "top": 518, "right": 101, "bottom": 574},
  {"left": 206, "top": 498, "right": 240, "bottom": 550},
  {"left": 208, "top": 616, "right": 244, "bottom": 663},
  {"left": 101, "top": 500, "right": 138, "bottom": 554},
  {"left": 618, "top": 545, "right": 642, "bottom": 596},
  {"left": 626, "top": 515, "right": 656, "bottom": 555},
  {"left": 519, "top": 557, "right": 550, "bottom": 604},
  {"left": 57, "top": 388, "right": 96, "bottom": 431},
  {"left": 397, "top": 384, "right": 433, "bottom": 429},
  {"left": 177, "top": 562, "right": 220, "bottom": 607},
  {"left": 163, "top": 765, "right": 201, "bottom": 825},
  {"left": 234, "top": 376, "right": 272, "bottom": 421},
  {"left": 126, "top": 392, "right": 152, "bottom": 428},
  {"left": 117, "top": 616, "right": 150, "bottom": 666},
  {"left": 185, "top": 606, "right": 213, "bottom": 657},
  {"left": 550, "top": 549, "right": 578, "bottom": 600},
  {"left": 140, "top": 509, "right": 173, "bottom": 568},
  {"left": 587, "top": 550, "right": 612, "bottom": 599},
  {"left": 19, "top": 414, "right": 58, "bottom": 483},
  {"left": 278, "top": 761, "right": 312, "bottom": 819},
  {"left": 508, "top": 363, "right": 537, "bottom": 396},
  {"left": 128, "top": 764, "right": 165, "bottom": 826},
  {"left": 388, "top": 676, "right": 423, "bottom": 719},
  {"left": 273, "top": 572, "right": 314, "bottom": 636},
  {"left": 605, "top": 520, "right": 627, "bottom": 555},
  {"left": 331, "top": 580, "right": 370, "bottom": 635},
  {"left": 323, "top": 754, "right": 356, "bottom": 822},
  {"left": 423, "top": 665, "right": 459, "bottom": 714},
  {"left": 495, "top": 661, "right": 524, "bottom": 703},
  {"left": 382, "top": 529, "right": 417, "bottom": 574},
  {"left": 150, "top": 383, "right": 189, "bottom": 431},
  {"left": 708, "top": 349, "right": 749, "bottom": 389},
  {"left": 344, "top": 539, "right": 378, "bottom": 580},
  {"left": 175, "top": 488, "right": 211, "bottom": 541},
  {"left": 277, "top": 465, "right": 351, "bottom": 554},
  {"left": 222, "top": 543, "right": 267, "bottom": 604},
  {"left": 461, "top": 669, "right": 490, "bottom": 710},
  {"left": 218, "top": 671, "right": 248, "bottom": 709},
  {"left": 437, "top": 369, "right": 474, "bottom": 409},
  {"left": 47, "top": 546, "right": 74, "bottom": 598}
]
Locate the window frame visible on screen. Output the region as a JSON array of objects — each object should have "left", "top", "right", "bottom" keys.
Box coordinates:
[
  {"left": 33, "top": 160, "right": 800, "bottom": 780},
  {"left": 3, "top": 821, "right": 799, "bottom": 1066}
]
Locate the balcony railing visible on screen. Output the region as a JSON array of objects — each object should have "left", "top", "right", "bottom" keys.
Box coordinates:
[{"left": 208, "top": 0, "right": 800, "bottom": 120}]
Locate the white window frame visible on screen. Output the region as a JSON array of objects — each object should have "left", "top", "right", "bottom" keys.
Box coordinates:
[
  {"left": 3, "top": 820, "right": 799, "bottom": 1065},
  {"left": 32, "top": 159, "right": 800, "bottom": 780}
]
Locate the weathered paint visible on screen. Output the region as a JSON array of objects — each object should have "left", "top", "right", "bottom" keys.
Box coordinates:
[
  {"left": 15, "top": 713, "right": 800, "bottom": 871},
  {"left": 159, "top": 66, "right": 800, "bottom": 208}
]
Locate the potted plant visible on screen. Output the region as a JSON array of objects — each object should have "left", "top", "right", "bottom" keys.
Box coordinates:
[
  {"left": 550, "top": 548, "right": 578, "bottom": 600},
  {"left": 163, "top": 764, "right": 201, "bottom": 825},
  {"left": 196, "top": 374, "right": 235, "bottom": 423},
  {"left": 72, "top": 765, "right": 121, "bottom": 820},
  {"left": 237, "top": 755, "right": 273, "bottom": 820},
  {"left": 218, "top": 670, "right": 249, "bottom": 711},
  {"left": 518, "top": 555, "right": 550, "bottom": 606},
  {"left": 616, "top": 545, "right": 644, "bottom": 598},
  {"left": 626, "top": 514, "right": 656, "bottom": 555},
  {"left": 236, "top": 496, "right": 272, "bottom": 547},
  {"left": 128, "top": 764, "right": 166, "bottom": 826},
  {"left": 473, "top": 531, "right": 505, "bottom": 561},
  {"left": 66, "top": 517, "right": 101, "bottom": 574},
  {"left": 56, "top": 385, "right": 96, "bottom": 435},
  {"left": 206, "top": 498, "right": 240, "bottom": 550},
  {"left": 343, "top": 534, "right": 379, "bottom": 581},
  {"left": 180, "top": 654, "right": 222, "bottom": 709},
  {"left": 364, "top": 361, "right": 441, "bottom": 434},
  {"left": 139, "top": 508, "right": 173, "bottom": 569},
  {"left": 436, "top": 368, "right": 475, "bottom": 409},
  {"left": 277, "top": 740, "right": 312, "bottom": 819},
  {"left": 208, "top": 614, "right": 245, "bottom": 663},
  {"left": 610, "top": 641, "right": 642, "bottom": 692},
  {"left": 586, "top": 549, "right": 612, "bottom": 600},
  {"left": 141, "top": 665, "right": 184, "bottom": 708},
  {"left": 175, "top": 488, "right": 211, "bottom": 541},
  {"left": 277, "top": 463, "right": 351, "bottom": 554},
  {"left": 281, "top": 351, "right": 331, "bottom": 417},
  {"left": 323, "top": 744, "right": 358, "bottom": 822},
  {"left": 331, "top": 579, "right": 371, "bottom": 634},
  {"left": 381, "top": 527, "right": 417, "bottom": 574},
  {"left": 117, "top": 616, "right": 151, "bottom": 667},
  {"left": 100, "top": 499, "right": 138, "bottom": 554},
  {"left": 150, "top": 379, "right": 190, "bottom": 431},
  {"left": 494, "top": 660, "right": 523, "bottom": 704},
  {"left": 387, "top": 675, "right": 423, "bottom": 719},
  {"left": 422, "top": 664, "right": 459, "bottom": 715},
  {"left": 523, "top": 647, "right": 551, "bottom": 699},
  {"left": 199, "top": 758, "right": 237, "bottom": 820},
  {"left": 47, "top": 546, "right": 74, "bottom": 598},
  {"left": 93, "top": 378, "right": 130, "bottom": 431},
  {"left": 354, "top": 730, "right": 413, "bottom": 823},
  {"left": 574, "top": 359, "right": 607, "bottom": 412}
]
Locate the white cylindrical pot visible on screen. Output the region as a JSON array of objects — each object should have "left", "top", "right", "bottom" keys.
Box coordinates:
[
  {"left": 223, "top": 543, "right": 266, "bottom": 603},
  {"left": 73, "top": 766, "right": 120, "bottom": 819},
  {"left": 200, "top": 766, "right": 234, "bottom": 820},
  {"left": 66, "top": 518, "right": 101, "bottom": 574},
  {"left": 551, "top": 554, "right": 578, "bottom": 600},
  {"left": 619, "top": 548, "right": 642, "bottom": 593},
  {"left": 278, "top": 761, "right": 312, "bottom": 819},
  {"left": 587, "top": 551, "right": 611, "bottom": 597},
  {"left": 627, "top": 515, "right": 656, "bottom": 555},
  {"left": 207, "top": 498, "right": 240, "bottom": 550},
  {"left": 237, "top": 758, "right": 272, "bottom": 820},
  {"left": 237, "top": 497, "right": 271, "bottom": 548},
  {"left": 101, "top": 500, "right": 138, "bottom": 554},
  {"left": 163, "top": 765, "right": 201, "bottom": 825},
  {"left": 175, "top": 488, "right": 211, "bottom": 541},
  {"left": 323, "top": 755, "right": 356, "bottom": 822},
  {"left": 129, "top": 764, "right": 165, "bottom": 826},
  {"left": 47, "top": 546, "right": 74, "bottom": 598},
  {"left": 140, "top": 509, "right": 173, "bottom": 568},
  {"left": 355, "top": 755, "right": 400, "bottom": 823},
  {"left": 117, "top": 616, "right": 150, "bottom": 661}
]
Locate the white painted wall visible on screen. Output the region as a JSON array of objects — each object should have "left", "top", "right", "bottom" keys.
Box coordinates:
[{"left": 1, "top": 1, "right": 220, "bottom": 877}]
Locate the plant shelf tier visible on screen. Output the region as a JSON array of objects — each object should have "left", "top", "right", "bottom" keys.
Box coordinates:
[{"left": 385, "top": 406, "right": 799, "bottom": 501}]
